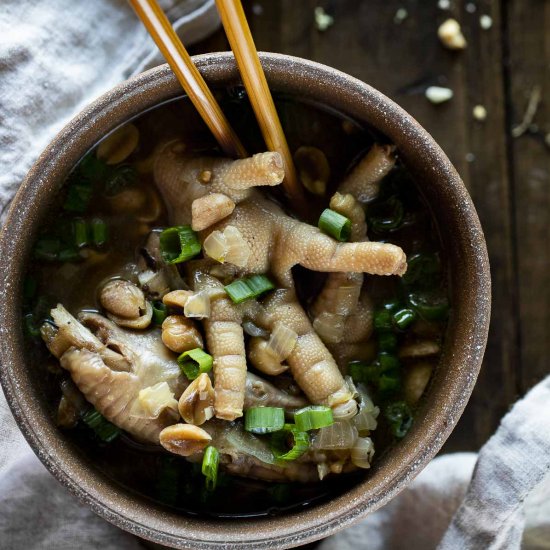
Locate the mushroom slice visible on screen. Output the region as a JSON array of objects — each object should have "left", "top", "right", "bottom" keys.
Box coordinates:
[
  {"left": 159, "top": 424, "right": 212, "bottom": 456},
  {"left": 178, "top": 373, "right": 215, "bottom": 425}
]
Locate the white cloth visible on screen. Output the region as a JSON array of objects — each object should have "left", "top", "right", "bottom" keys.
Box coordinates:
[
  {"left": 0, "top": 0, "right": 219, "bottom": 220},
  {"left": 2, "top": 2, "right": 550, "bottom": 549}
]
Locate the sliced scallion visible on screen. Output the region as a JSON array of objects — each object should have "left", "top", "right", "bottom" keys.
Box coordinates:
[
  {"left": 201, "top": 445, "right": 220, "bottom": 491},
  {"left": 244, "top": 406, "right": 285, "bottom": 434},
  {"left": 271, "top": 424, "right": 310, "bottom": 461},
  {"left": 407, "top": 289, "right": 450, "bottom": 321},
  {"left": 393, "top": 308, "right": 417, "bottom": 329},
  {"left": 177, "top": 348, "right": 213, "bottom": 380},
  {"left": 91, "top": 218, "right": 108, "bottom": 247},
  {"left": 34, "top": 238, "right": 60, "bottom": 261},
  {"left": 24, "top": 313, "right": 41, "bottom": 338},
  {"left": 246, "top": 274, "right": 275, "bottom": 296},
  {"left": 402, "top": 252, "right": 441, "bottom": 289},
  {"left": 294, "top": 406, "right": 334, "bottom": 432},
  {"left": 378, "top": 352, "right": 400, "bottom": 371},
  {"left": 367, "top": 195, "right": 404, "bottom": 233},
  {"left": 81, "top": 409, "right": 121, "bottom": 442},
  {"left": 159, "top": 225, "right": 201, "bottom": 264},
  {"left": 377, "top": 331, "right": 398, "bottom": 352},
  {"left": 63, "top": 181, "right": 93, "bottom": 213},
  {"left": 224, "top": 274, "right": 275, "bottom": 304},
  {"left": 373, "top": 309, "right": 393, "bottom": 332},
  {"left": 318, "top": 208, "right": 351, "bottom": 242},
  {"left": 224, "top": 279, "right": 255, "bottom": 304},
  {"left": 384, "top": 401, "right": 413, "bottom": 439},
  {"left": 152, "top": 300, "right": 168, "bottom": 326},
  {"left": 378, "top": 372, "right": 401, "bottom": 394},
  {"left": 73, "top": 218, "right": 88, "bottom": 248}
]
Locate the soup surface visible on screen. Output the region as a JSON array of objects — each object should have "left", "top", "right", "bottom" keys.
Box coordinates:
[{"left": 23, "top": 91, "right": 449, "bottom": 517}]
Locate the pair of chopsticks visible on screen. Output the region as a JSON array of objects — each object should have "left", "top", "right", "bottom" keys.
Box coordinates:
[{"left": 128, "top": 0, "right": 305, "bottom": 206}]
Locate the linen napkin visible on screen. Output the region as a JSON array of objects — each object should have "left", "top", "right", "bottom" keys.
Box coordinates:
[{"left": 2, "top": 1, "right": 550, "bottom": 549}]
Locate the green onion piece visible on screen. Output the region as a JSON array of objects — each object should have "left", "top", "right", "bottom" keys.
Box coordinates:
[
  {"left": 81, "top": 409, "right": 121, "bottom": 442},
  {"left": 244, "top": 406, "right": 285, "bottom": 434},
  {"left": 104, "top": 164, "right": 137, "bottom": 196},
  {"left": 152, "top": 300, "right": 168, "bottom": 326},
  {"left": 393, "top": 308, "right": 417, "bottom": 330},
  {"left": 63, "top": 182, "right": 93, "bottom": 213},
  {"left": 78, "top": 153, "right": 108, "bottom": 182},
  {"left": 271, "top": 424, "right": 310, "bottom": 461},
  {"left": 367, "top": 195, "right": 404, "bottom": 233},
  {"left": 377, "top": 331, "right": 398, "bottom": 353},
  {"left": 402, "top": 252, "right": 441, "bottom": 289},
  {"left": 177, "top": 348, "right": 213, "bottom": 380},
  {"left": 224, "top": 279, "right": 255, "bottom": 304},
  {"left": 378, "top": 371, "right": 401, "bottom": 394},
  {"left": 34, "top": 238, "right": 61, "bottom": 261},
  {"left": 246, "top": 274, "right": 275, "bottom": 296},
  {"left": 318, "top": 209, "right": 352, "bottom": 242},
  {"left": 348, "top": 360, "right": 379, "bottom": 384},
  {"left": 57, "top": 247, "right": 81, "bottom": 262},
  {"left": 202, "top": 446, "right": 220, "bottom": 491},
  {"left": 373, "top": 308, "right": 393, "bottom": 332},
  {"left": 268, "top": 483, "right": 291, "bottom": 504},
  {"left": 73, "top": 218, "right": 88, "bottom": 248},
  {"left": 378, "top": 352, "right": 401, "bottom": 371},
  {"left": 294, "top": 405, "right": 334, "bottom": 432},
  {"left": 407, "top": 289, "right": 450, "bottom": 321},
  {"left": 159, "top": 225, "right": 201, "bottom": 264},
  {"left": 24, "top": 313, "right": 41, "bottom": 338},
  {"left": 382, "top": 298, "right": 402, "bottom": 313},
  {"left": 384, "top": 401, "right": 413, "bottom": 439},
  {"left": 224, "top": 275, "right": 275, "bottom": 304},
  {"left": 156, "top": 456, "right": 179, "bottom": 504},
  {"left": 91, "top": 218, "right": 108, "bottom": 247}
]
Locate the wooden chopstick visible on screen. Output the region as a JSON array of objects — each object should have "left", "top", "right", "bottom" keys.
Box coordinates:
[
  {"left": 215, "top": 0, "right": 306, "bottom": 207},
  {"left": 128, "top": 0, "right": 247, "bottom": 159}
]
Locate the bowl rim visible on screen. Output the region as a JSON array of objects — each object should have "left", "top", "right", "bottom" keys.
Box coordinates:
[{"left": 0, "top": 52, "right": 491, "bottom": 549}]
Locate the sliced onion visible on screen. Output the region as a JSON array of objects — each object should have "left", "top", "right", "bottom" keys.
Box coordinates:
[
  {"left": 313, "top": 312, "right": 345, "bottom": 344},
  {"left": 313, "top": 420, "right": 358, "bottom": 450},
  {"left": 138, "top": 381, "right": 179, "bottom": 418},
  {"left": 224, "top": 226, "right": 251, "bottom": 267},
  {"left": 332, "top": 399, "right": 358, "bottom": 420},
  {"left": 203, "top": 226, "right": 251, "bottom": 268},
  {"left": 317, "top": 462, "right": 331, "bottom": 480},
  {"left": 351, "top": 437, "right": 375, "bottom": 469},
  {"left": 243, "top": 320, "right": 270, "bottom": 339},
  {"left": 184, "top": 291, "right": 211, "bottom": 319},
  {"left": 138, "top": 269, "right": 156, "bottom": 286},
  {"left": 203, "top": 230, "right": 227, "bottom": 263},
  {"left": 353, "top": 384, "right": 380, "bottom": 434},
  {"left": 267, "top": 322, "right": 298, "bottom": 360}
]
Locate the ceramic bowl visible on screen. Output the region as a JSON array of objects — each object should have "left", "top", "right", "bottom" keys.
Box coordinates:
[{"left": 0, "top": 53, "right": 490, "bottom": 549}]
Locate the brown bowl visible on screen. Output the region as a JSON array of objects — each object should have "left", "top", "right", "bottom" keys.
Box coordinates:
[{"left": 0, "top": 53, "right": 490, "bottom": 548}]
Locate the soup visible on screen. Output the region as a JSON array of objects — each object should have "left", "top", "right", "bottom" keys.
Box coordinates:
[{"left": 23, "top": 92, "right": 449, "bottom": 516}]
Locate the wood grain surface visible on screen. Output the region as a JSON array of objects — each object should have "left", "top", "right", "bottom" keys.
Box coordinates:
[{"left": 191, "top": 0, "right": 550, "bottom": 452}]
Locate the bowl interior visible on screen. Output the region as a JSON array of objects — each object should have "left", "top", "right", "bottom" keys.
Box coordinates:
[{"left": 0, "top": 53, "right": 490, "bottom": 549}]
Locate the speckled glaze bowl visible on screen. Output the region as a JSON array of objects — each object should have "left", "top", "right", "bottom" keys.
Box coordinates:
[{"left": 0, "top": 53, "right": 490, "bottom": 549}]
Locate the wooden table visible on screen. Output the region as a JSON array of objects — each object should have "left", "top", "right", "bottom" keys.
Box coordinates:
[{"left": 191, "top": 0, "right": 550, "bottom": 452}]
